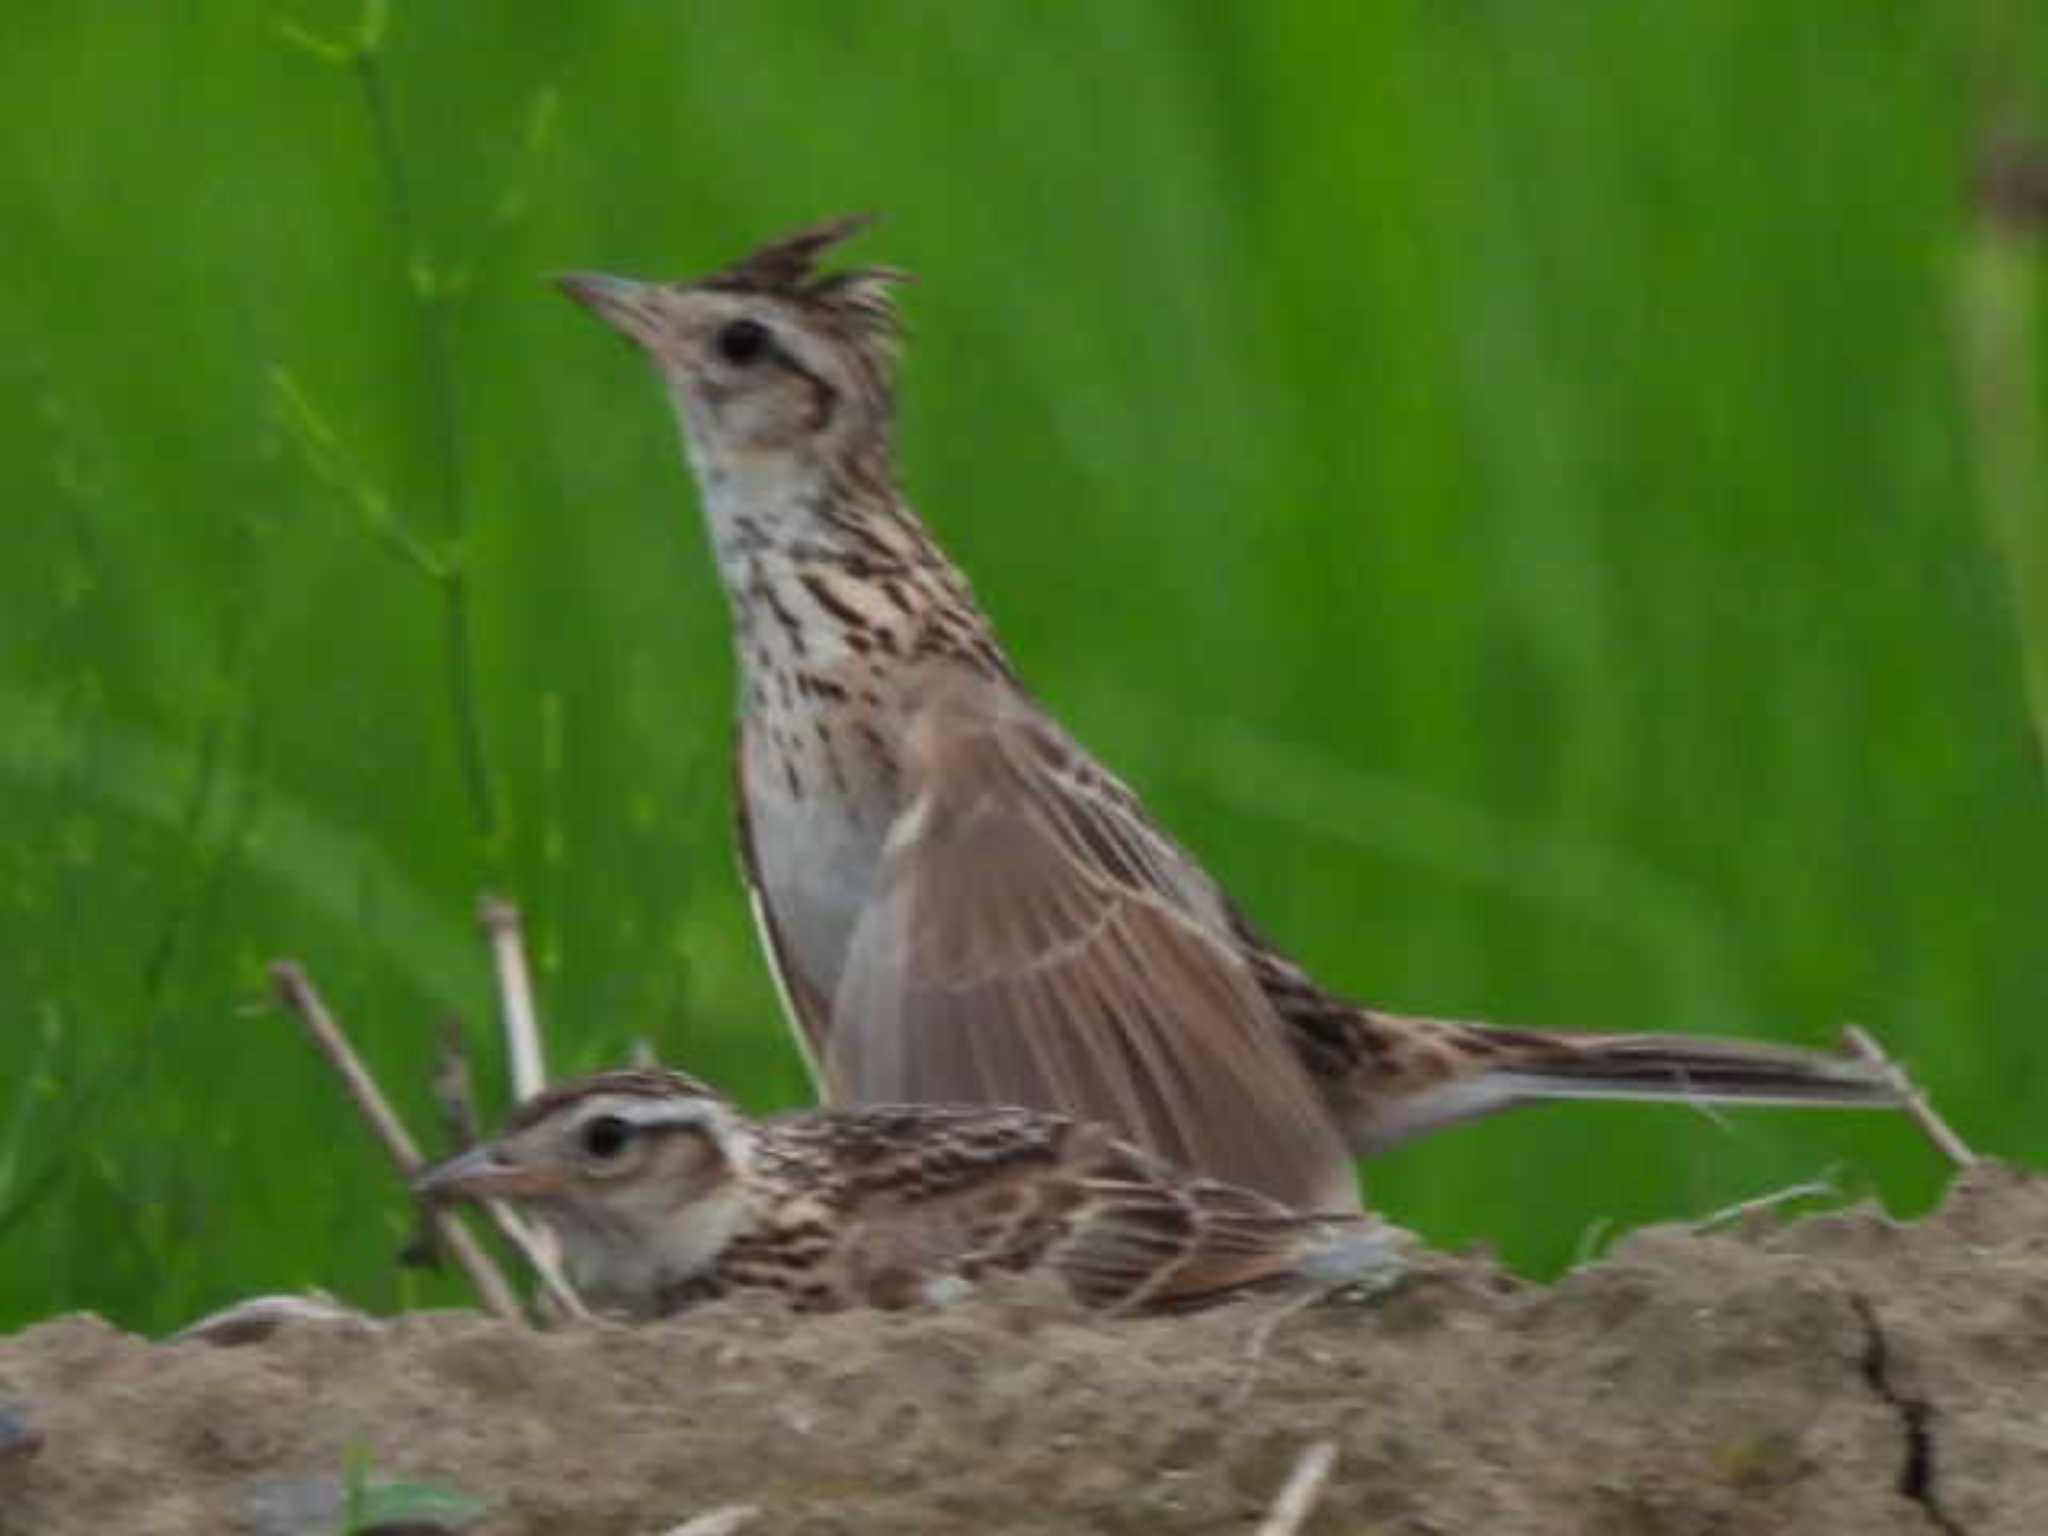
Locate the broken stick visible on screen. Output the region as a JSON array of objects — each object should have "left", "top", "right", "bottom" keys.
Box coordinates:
[
  {"left": 479, "top": 895, "right": 546, "bottom": 1098},
  {"left": 1256, "top": 1439, "right": 1338, "bottom": 1536},
  {"left": 1692, "top": 1173, "right": 1841, "bottom": 1234},
  {"left": 474, "top": 896, "right": 589, "bottom": 1321},
  {"left": 1840, "top": 1023, "right": 1978, "bottom": 1170},
  {"left": 271, "top": 960, "right": 524, "bottom": 1322}
]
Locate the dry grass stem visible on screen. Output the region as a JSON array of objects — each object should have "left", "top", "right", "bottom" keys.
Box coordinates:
[
  {"left": 1692, "top": 1174, "right": 1840, "bottom": 1234},
  {"left": 269, "top": 960, "right": 524, "bottom": 1322},
  {"left": 654, "top": 1507, "right": 761, "bottom": 1536},
  {"left": 489, "top": 1202, "right": 592, "bottom": 1322},
  {"left": 1841, "top": 1023, "right": 1978, "bottom": 1169},
  {"left": 1571, "top": 1216, "right": 1615, "bottom": 1267},
  {"left": 1256, "top": 1439, "right": 1338, "bottom": 1536},
  {"left": 475, "top": 895, "right": 585, "bottom": 1318},
  {"left": 174, "top": 1291, "right": 379, "bottom": 1347},
  {"left": 480, "top": 895, "right": 547, "bottom": 1099}
]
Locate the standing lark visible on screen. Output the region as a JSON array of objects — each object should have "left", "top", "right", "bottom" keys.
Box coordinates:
[
  {"left": 413, "top": 1068, "right": 1407, "bottom": 1318},
  {"left": 559, "top": 216, "right": 1896, "bottom": 1213}
]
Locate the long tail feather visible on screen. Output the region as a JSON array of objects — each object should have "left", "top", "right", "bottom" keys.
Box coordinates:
[
  {"left": 1342, "top": 1016, "right": 1905, "bottom": 1153},
  {"left": 1497, "top": 1031, "right": 1902, "bottom": 1107}
]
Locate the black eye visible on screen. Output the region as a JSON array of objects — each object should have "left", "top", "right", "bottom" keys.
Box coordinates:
[
  {"left": 716, "top": 318, "right": 771, "bottom": 366},
  {"left": 581, "top": 1115, "right": 631, "bottom": 1160}
]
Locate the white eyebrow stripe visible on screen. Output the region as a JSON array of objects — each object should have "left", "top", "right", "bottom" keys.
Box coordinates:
[{"left": 575, "top": 1094, "right": 723, "bottom": 1132}]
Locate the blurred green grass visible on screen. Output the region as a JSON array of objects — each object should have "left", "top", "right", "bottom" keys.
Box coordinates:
[{"left": 3, "top": 1, "right": 2044, "bottom": 1332}]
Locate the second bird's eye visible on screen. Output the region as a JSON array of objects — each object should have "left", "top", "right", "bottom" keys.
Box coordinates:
[
  {"left": 716, "top": 318, "right": 771, "bottom": 366},
  {"left": 581, "top": 1115, "right": 632, "bottom": 1159}
]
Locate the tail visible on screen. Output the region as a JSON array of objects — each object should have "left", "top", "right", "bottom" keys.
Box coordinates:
[
  {"left": 1491, "top": 1030, "right": 1901, "bottom": 1106},
  {"left": 1337, "top": 1014, "right": 1904, "bottom": 1155}
]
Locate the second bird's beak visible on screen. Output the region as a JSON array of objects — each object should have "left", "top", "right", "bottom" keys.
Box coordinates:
[
  {"left": 412, "top": 1144, "right": 564, "bottom": 1201},
  {"left": 557, "top": 270, "right": 665, "bottom": 350}
]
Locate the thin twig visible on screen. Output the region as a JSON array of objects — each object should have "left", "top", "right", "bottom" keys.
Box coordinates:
[
  {"left": 476, "top": 1197, "right": 591, "bottom": 1322},
  {"left": 655, "top": 1508, "right": 760, "bottom": 1536},
  {"left": 1256, "top": 1439, "right": 1338, "bottom": 1536},
  {"left": 1692, "top": 1173, "right": 1841, "bottom": 1234},
  {"left": 176, "top": 1291, "right": 380, "bottom": 1347},
  {"left": 1571, "top": 1216, "right": 1614, "bottom": 1268},
  {"left": 480, "top": 895, "right": 546, "bottom": 1099},
  {"left": 1840, "top": 1024, "right": 1978, "bottom": 1169},
  {"left": 475, "top": 896, "right": 589, "bottom": 1320},
  {"left": 272, "top": 962, "right": 439, "bottom": 1178},
  {"left": 1679, "top": 1096, "right": 1733, "bottom": 1135},
  {"left": 270, "top": 960, "right": 524, "bottom": 1321}
]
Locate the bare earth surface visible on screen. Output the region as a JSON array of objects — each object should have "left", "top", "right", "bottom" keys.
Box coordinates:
[{"left": 2, "top": 1163, "right": 2043, "bottom": 1536}]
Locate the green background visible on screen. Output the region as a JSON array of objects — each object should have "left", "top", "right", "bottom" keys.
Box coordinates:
[{"left": 5, "top": 2, "right": 2044, "bottom": 1333}]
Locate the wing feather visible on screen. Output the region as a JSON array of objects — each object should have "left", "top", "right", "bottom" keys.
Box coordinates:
[
  {"left": 826, "top": 686, "right": 1359, "bottom": 1213},
  {"left": 1054, "top": 1142, "right": 1386, "bottom": 1312}
]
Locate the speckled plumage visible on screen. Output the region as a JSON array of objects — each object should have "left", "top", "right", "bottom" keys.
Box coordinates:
[
  {"left": 414, "top": 1068, "right": 1406, "bottom": 1318},
  {"left": 558, "top": 217, "right": 1901, "bottom": 1214}
]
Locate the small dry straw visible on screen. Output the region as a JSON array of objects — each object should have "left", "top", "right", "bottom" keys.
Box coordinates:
[
  {"left": 1840, "top": 1023, "right": 1978, "bottom": 1171},
  {"left": 480, "top": 895, "right": 547, "bottom": 1099},
  {"left": 1256, "top": 1439, "right": 1338, "bottom": 1536},
  {"left": 271, "top": 961, "right": 524, "bottom": 1322},
  {"left": 476, "top": 895, "right": 588, "bottom": 1320}
]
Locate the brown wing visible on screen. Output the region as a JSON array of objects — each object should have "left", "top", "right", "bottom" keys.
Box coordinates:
[
  {"left": 759, "top": 1104, "right": 1092, "bottom": 1308},
  {"left": 1052, "top": 1140, "right": 1395, "bottom": 1313},
  {"left": 825, "top": 684, "right": 1360, "bottom": 1213}
]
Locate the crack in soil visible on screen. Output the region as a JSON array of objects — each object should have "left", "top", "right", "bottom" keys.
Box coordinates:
[{"left": 1852, "top": 1293, "right": 1966, "bottom": 1536}]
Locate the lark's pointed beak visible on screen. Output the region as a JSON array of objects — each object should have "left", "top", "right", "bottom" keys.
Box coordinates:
[
  {"left": 557, "top": 270, "right": 666, "bottom": 349},
  {"left": 412, "top": 1143, "right": 564, "bottom": 1201}
]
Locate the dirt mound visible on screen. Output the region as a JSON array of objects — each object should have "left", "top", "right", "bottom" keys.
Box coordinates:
[{"left": 2, "top": 1164, "right": 2042, "bottom": 1535}]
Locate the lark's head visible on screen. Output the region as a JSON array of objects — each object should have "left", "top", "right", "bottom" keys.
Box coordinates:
[
  {"left": 414, "top": 1067, "right": 753, "bottom": 1312},
  {"left": 560, "top": 214, "right": 908, "bottom": 492}
]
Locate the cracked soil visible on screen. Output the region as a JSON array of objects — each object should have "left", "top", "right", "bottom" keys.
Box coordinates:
[{"left": 1, "top": 1162, "right": 2043, "bottom": 1535}]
